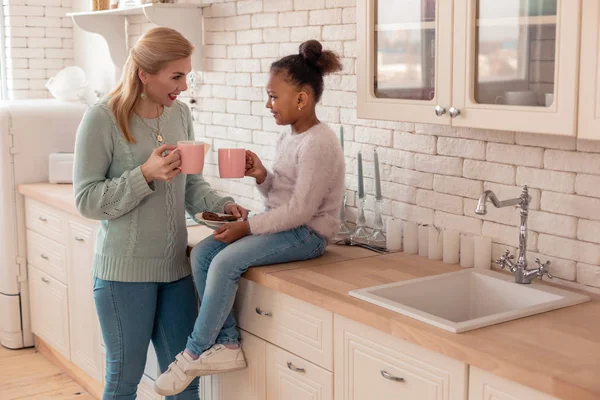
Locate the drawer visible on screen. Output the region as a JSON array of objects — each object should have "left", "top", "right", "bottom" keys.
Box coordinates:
[
  {"left": 334, "top": 315, "right": 467, "bottom": 400},
  {"left": 26, "top": 229, "right": 67, "bottom": 284},
  {"left": 235, "top": 279, "right": 333, "bottom": 371},
  {"left": 29, "top": 265, "right": 70, "bottom": 360},
  {"left": 25, "top": 199, "right": 66, "bottom": 244},
  {"left": 266, "top": 342, "right": 332, "bottom": 400},
  {"left": 469, "top": 366, "right": 559, "bottom": 400}
]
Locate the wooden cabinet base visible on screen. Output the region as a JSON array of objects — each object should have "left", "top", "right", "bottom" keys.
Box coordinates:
[{"left": 35, "top": 336, "right": 103, "bottom": 400}]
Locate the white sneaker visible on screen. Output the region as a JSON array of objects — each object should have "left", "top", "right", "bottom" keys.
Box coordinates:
[
  {"left": 183, "top": 344, "right": 247, "bottom": 377},
  {"left": 154, "top": 351, "right": 196, "bottom": 397}
]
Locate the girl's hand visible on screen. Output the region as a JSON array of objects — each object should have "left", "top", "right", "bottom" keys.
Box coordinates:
[
  {"left": 245, "top": 150, "right": 267, "bottom": 184},
  {"left": 224, "top": 202, "right": 249, "bottom": 220},
  {"left": 140, "top": 144, "right": 181, "bottom": 183},
  {"left": 214, "top": 221, "right": 250, "bottom": 244}
]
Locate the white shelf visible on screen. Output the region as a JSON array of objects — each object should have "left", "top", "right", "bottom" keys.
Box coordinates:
[
  {"left": 477, "top": 15, "right": 557, "bottom": 27},
  {"left": 67, "top": 3, "right": 206, "bottom": 70}
]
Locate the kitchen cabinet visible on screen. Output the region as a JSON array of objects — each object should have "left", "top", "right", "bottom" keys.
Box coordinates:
[
  {"left": 469, "top": 366, "right": 560, "bottom": 400},
  {"left": 358, "top": 0, "right": 581, "bottom": 136}
]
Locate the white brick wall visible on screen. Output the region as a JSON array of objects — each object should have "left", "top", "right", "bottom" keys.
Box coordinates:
[
  {"left": 116, "top": 0, "right": 600, "bottom": 294},
  {"left": 3, "top": 0, "right": 74, "bottom": 99}
]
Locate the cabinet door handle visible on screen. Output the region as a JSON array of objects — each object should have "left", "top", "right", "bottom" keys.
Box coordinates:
[
  {"left": 75, "top": 236, "right": 85, "bottom": 242},
  {"left": 40, "top": 254, "right": 49, "bottom": 260},
  {"left": 434, "top": 105, "right": 446, "bottom": 116},
  {"left": 381, "top": 370, "right": 404, "bottom": 382},
  {"left": 41, "top": 277, "right": 50, "bottom": 284},
  {"left": 255, "top": 307, "right": 272, "bottom": 317},
  {"left": 287, "top": 362, "right": 305, "bottom": 373},
  {"left": 38, "top": 216, "right": 47, "bottom": 222},
  {"left": 449, "top": 107, "right": 461, "bottom": 118}
]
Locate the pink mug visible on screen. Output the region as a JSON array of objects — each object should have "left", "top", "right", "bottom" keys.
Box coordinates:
[
  {"left": 218, "top": 148, "right": 246, "bottom": 178},
  {"left": 176, "top": 141, "right": 205, "bottom": 174}
]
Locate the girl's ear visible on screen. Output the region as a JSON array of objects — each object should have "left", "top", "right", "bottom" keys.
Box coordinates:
[{"left": 297, "top": 91, "right": 309, "bottom": 110}]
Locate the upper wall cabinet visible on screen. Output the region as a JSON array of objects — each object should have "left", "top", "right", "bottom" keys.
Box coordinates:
[
  {"left": 578, "top": 0, "right": 600, "bottom": 140},
  {"left": 357, "top": 0, "right": 582, "bottom": 136}
]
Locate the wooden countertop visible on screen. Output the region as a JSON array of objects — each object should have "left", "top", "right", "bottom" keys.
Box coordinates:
[{"left": 18, "top": 183, "right": 600, "bottom": 400}]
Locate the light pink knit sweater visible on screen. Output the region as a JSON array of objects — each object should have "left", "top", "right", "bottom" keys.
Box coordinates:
[{"left": 248, "top": 123, "right": 345, "bottom": 237}]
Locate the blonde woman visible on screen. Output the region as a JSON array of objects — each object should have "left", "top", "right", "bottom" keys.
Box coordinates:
[{"left": 73, "top": 27, "right": 246, "bottom": 400}]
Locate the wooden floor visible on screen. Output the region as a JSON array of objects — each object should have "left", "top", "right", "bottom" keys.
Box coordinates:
[{"left": 0, "top": 345, "right": 94, "bottom": 400}]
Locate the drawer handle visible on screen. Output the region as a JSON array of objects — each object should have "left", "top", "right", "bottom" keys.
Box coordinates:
[
  {"left": 75, "top": 236, "right": 85, "bottom": 242},
  {"left": 287, "top": 362, "right": 305, "bottom": 373},
  {"left": 41, "top": 277, "right": 50, "bottom": 284},
  {"left": 255, "top": 307, "right": 272, "bottom": 317},
  {"left": 381, "top": 370, "right": 404, "bottom": 382},
  {"left": 40, "top": 254, "right": 49, "bottom": 260},
  {"left": 38, "top": 216, "right": 47, "bottom": 222}
]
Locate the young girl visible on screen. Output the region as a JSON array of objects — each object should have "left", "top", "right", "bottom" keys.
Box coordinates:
[{"left": 154, "top": 39, "right": 345, "bottom": 396}]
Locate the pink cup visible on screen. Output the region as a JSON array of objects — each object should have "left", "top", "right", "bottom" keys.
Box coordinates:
[
  {"left": 177, "top": 141, "right": 205, "bottom": 174},
  {"left": 218, "top": 148, "right": 246, "bottom": 178}
]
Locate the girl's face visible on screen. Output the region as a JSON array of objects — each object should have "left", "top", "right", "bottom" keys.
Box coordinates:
[
  {"left": 143, "top": 56, "right": 191, "bottom": 107},
  {"left": 265, "top": 71, "right": 306, "bottom": 126}
]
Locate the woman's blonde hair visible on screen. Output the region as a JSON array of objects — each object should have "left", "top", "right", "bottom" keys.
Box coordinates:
[{"left": 108, "top": 27, "right": 194, "bottom": 143}]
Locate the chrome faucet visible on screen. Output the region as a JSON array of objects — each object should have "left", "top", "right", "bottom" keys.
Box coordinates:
[{"left": 475, "top": 185, "right": 553, "bottom": 284}]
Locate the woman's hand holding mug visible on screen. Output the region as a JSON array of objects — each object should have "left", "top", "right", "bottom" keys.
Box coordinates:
[
  {"left": 245, "top": 150, "right": 267, "bottom": 184},
  {"left": 141, "top": 144, "right": 181, "bottom": 183}
]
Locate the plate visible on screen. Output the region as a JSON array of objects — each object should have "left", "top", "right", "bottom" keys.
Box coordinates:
[{"left": 195, "top": 213, "right": 240, "bottom": 228}]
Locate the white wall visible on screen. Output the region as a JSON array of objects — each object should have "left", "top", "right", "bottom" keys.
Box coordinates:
[
  {"left": 68, "top": 0, "right": 600, "bottom": 294},
  {"left": 3, "top": 0, "right": 75, "bottom": 99}
]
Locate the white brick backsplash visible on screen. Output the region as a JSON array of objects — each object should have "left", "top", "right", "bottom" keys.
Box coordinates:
[
  {"left": 5, "top": 37, "right": 27, "bottom": 47},
  {"left": 7, "top": 79, "right": 29, "bottom": 90},
  {"left": 381, "top": 182, "right": 416, "bottom": 203},
  {"left": 463, "top": 198, "right": 518, "bottom": 225},
  {"left": 252, "top": 101, "right": 269, "bottom": 116},
  {"left": 5, "top": 68, "right": 44, "bottom": 79},
  {"left": 321, "top": 89, "right": 356, "bottom": 108},
  {"left": 464, "top": 160, "right": 515, "bottom": 185},
  {"left": 576, "top": 263, "right": 600, "bottom": 287},
  {"left": 203, "top": 98, "right": 227, "bottom": 112},
  {"left": 7, "top": 27, "right": 45, "bottom": 37},
  {"left": 538, "top": 234, "right": 600, "bottom": 265},
  {"left": 392, "top": 202, "right": 435, "bottom": 225},
  {"left": 27, "top": 16, "right": 61, "bottom": 27},
  {"left": 437, "top": 137, "right": 485, "bottom": 160},
  {"left": 252, "top": 130, "right": 279, "bottom": 145},
  {"left": 238, "top": 0, "right": 262, "bottom": 14},
  {"left": 213, "top": 112, "right": 236, "bottom": 127},
  {"left": 291, "top": 26, "right": 321, "bottom": 41},
  {"left": 417, "top": 190, "right": 463, "bottom": 215},
  {"left": 545, "top": 150, "right": 600, "bottom": 175},
  {"left": 236, "top": 86, "right": 263, "bottom": 101},
  {"left": 577, "top": 219, "right": 600, "bottom": 244},
  {"left": 326, "top": 0, "right": 356, "bottom": 6},
  {"left": 342, "top": 7, "right": 356, "bottom": 23},
  {"left": 29, "top": 58, "right": 63, "bottom": 68},
  {"left": 203, "top": 71, "right": 226, "bottom": 85},
  {"left": 62, "top": 38, "right": 73, "bottom": 48},
  {"left": 541, "top": 191, "right": 600, "bottom": 221},
  {"left": 278, "top": 11, "right": 308, "bottom": 27},
  {"left": 45, "top": 48, "right": 72, "bottom": 59},
  {"left": 227, "top": 45, "right": 252, "bottom": 59},
  {"left": 529, "top": 210, "right": 577, "bottom": 238},
  {"left": 209, "top": 2, "right": 236, "bottom": 17},
  {"left": 5, "top": 6, "right": 43, "bottom": 16},
  {"left": 456, "top": 127, "right": 515, "bottom": 144},
  {"left": 251, "top": 73, "right": 268, "bottom": 87},
  {"left": 484, "top": 182, "right": 541, "bottom": 210},
  {"left": 25, "top": 0, "right": 62, "bottom": 5},
  {"left": 294, "top": 0, "right": 325, "bottom": 10},
  {"left": 264, "top": 0, "right": 293, "bottom": 12},
  {"left": 212, "top": 85, "right": 235, "bottom": 99},
  {"left": 433, "top": 176, "right": 483, "bottom": 199},
  {"left": 204, "top": 45, "right": 227, "bottom": 59},
  {"left": 516, "top": 167, "right": 575, "bottom": 193},
  {"left": 309, "top": 8, "right": 342, "bottom": 25},
  {"left": 415, "top": 154, "right": 463, "bottom": 176},
  {"left": 27, "top": 37, "right": 61, "bottom": 48},
  {"left": 322, "top": 24, "right": 356, "bottom": 40},
  {"left": 515, "top": 132, "right": 576, "bottom": 150},
  {"left": 6, "top": 15, "right": 26, "bottom": 27},
  {"left": 236, "top": 115, "right": 262, "bottom": 130},
  {"left": 235, "top": 59, "right": 261, "bottom": 72},
  {"left": 575, "top": 174, "right": 600, "bottom": 198},
  {"left": 226, "top": 72, "right": 251, "bottom": 86},
  {"left": 526, "top": 252, "right": 576, "bottom": 281},
  {"left": 61, "top": 17, "right": 72, "bottom": 28},
  {"left": 393, "top": 132, "right": 436, "bottom": 154},
  {"left": 45, "top": 6, "right": 70, "bottom": 17},
  {"left": 6, "top": 58, "right": 28, "bottom": 68},
  {"left": 251, "top": 13, "right": 278, "bottom": 28},
  {"left": 343, "top": 40, "right": 356, "bottom": 57},
  {"left": 205, "top": 32, "right": 236, "bottom": 45},
  {"left": 207, "top": 58, "right": 236, "bottom": 72},
  {"left": 415, "top": 123, "right": 454, "bottom": 137},
  {"left": 237, "top": 29, "right": 263, "bottom": 44},
  {"left": 45, "top": 27, "right": 71, "bottom": 38},
  {"left": 354, "top": 126, "right": 391, "bottom": 146},
  {"left": 487, "top": 143, "right": 544, "bottom": 168},
  {"left": 227, "top": 127, "right": 253, "bottom": 142},
  {"left": 483, "top": 221, "right": 537, "bottom": 250},
  {"left": 29, "top": 79, "right": 47, "bottom": 90},
  {"left": 7, "top": 47, "right": 44, "bottom": 58},
  {"left": 316, "top": 106, "right": 340, "bottom": 123},
  {"left": 263, "top": 27, "right": 291, "bottom": 43},
  {"left": 434, "top": 211, "right": 482, "bottom": 235},
  {"left": 378, "top": 149, "right": 415, "bottom": 170},
  {"left": 227, "top": 100, "right": 251, "bottom": 115}
]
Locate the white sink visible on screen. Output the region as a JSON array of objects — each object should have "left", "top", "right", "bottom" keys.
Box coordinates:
[{"left": 349, "top": 269, "right": 590, "bottom": 333}]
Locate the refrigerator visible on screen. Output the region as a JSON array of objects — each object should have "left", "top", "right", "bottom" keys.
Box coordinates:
[{"left": 0, "top": 99, "right": 87, "bottom": 349}]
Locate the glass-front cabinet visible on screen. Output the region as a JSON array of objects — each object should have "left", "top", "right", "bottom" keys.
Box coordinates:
[
  {"left": 357, "top": 0, "right": 582, "bottom": 136},
  {"left": 578, "top": 0, "right": 600, "bottom": 140}
]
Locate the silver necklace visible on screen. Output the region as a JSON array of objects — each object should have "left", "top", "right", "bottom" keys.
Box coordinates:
[{"left": 138, "top": 105, "right": 164, "bottom": 145}]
